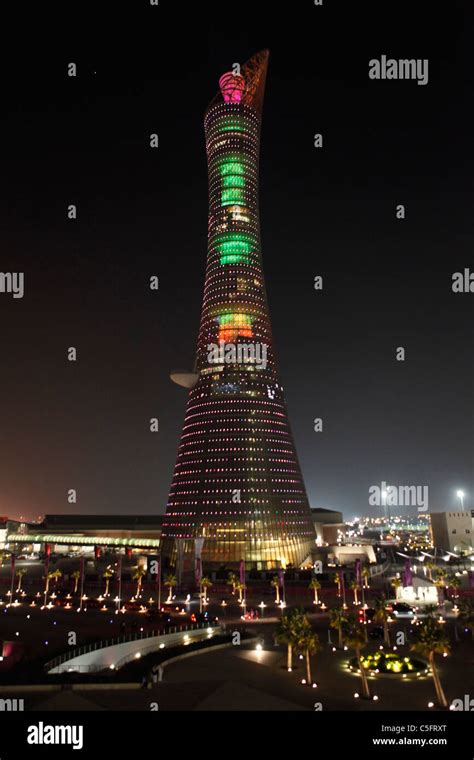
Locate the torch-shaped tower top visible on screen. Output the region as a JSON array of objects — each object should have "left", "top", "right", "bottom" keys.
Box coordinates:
[{"left": 207, "top": 49, "right": 269, "bottom": 115}]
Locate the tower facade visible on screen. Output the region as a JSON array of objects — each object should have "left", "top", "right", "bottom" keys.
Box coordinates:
[{"left": 161, "top": 51, "right": 316, "bottom": 570}]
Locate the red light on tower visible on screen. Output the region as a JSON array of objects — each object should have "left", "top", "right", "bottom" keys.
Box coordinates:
[{"left": 219, "top": 72, "right": 245, "bottom": 103}]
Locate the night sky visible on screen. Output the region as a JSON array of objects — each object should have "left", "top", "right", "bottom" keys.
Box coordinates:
[{"left": 1, "top": 1, "right": 473, "bottom": 522}]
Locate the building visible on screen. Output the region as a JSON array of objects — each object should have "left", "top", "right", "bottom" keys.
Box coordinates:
[
  {"left": 311, "top": 507, "right": 345, "bottom": 545},
  {"left": 2, "top": 515, "right": 162, "bottom": 553},
  {"left": 161, "top": 51, "right": 316, "bottom": 571},
  {"left": 311, "top": 507, "right": 344, "bottom": 525},
  {"left": 429, "top": 510, "right": 474, "bottom": 553}
]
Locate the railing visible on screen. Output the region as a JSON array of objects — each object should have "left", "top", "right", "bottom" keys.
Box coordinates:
[{"left": 44, "top": 621, "right": 218, "bottom": 672}]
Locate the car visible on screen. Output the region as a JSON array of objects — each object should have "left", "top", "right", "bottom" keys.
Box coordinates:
[
  {"left": 82, "top": 598, "right": 102, "bottom": 610},
  {"left": 191, "top": 611, "right": 218, "bottom": 624},
  {"left": 124, "top": 600, "right": 143, "bottom": 612},
  {"left": 368, "top": 626, "right": 384, "bottom": 640},
  {"left": 146, "top": 609, "right": 171, "bottom": 623},
  {"left": 391, "top": 602, "right": 414, "bottom": 617}
]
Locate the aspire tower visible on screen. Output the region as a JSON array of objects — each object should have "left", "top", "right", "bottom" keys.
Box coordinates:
[{"left": 161, "top": 51, "right": 316, "bottom": 571}]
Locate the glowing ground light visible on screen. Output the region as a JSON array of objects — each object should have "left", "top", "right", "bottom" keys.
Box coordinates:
[{"left": 349, "top": 652, "right": 426, "bottom": 675}]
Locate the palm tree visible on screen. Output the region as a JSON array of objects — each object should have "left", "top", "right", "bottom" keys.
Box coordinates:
[
  {"left": 133, "top": 567, "right": 146, "bottom": 598},
  {"left": 235, "top": 581, "right": 245, "bottom": 603},
  {"left": 309, "top": 578, "right": 321, "bottom": 605},
  {"left": 164, "top": 573, "right": 176, "bottom": 603},
  {"left": 276, "top": 608, "right": 306, "bottom": 671},
  {"left": 295, "top": 626, "right": 321, "bottom": 684},
  {"left": 350, "top": 580, "right": 360, "bottom": 605},
  {"left": 446, "top": 574, "right": 461, "bottom": 600},
  {"left": 425, "top": 561, "right": 434, "bottom": 581},
  {"left": 102, "top": 567, "right": 114, "bottom": 596},
  {"left": 373, "top": 596, "right": 390, "bottom": 645},
  {"left": 457, "top": 598, "right": 474, "bottom": 639},
  {"left": 361, "top": 567, "right": 370, "bottom": 589},
  {"left": 271, "top": 575, "right": 281, "bottom": 604},
  {"left": 344, "top": 617, "right": 371, "bottom": 699},
  {"left": 201, "top": 577, "right": 212, "bottom": 603},
  {"left": 434, "top": 573, "right": 446, "bottom": 604},
  {"left": 43, "top": 570, "right": 56, "bottom": 602},
  {"left": 227, "top": 572, "right": 238, "bottom": 595},
  {"left": 51, "top": 569, "right": 62, "bottom": 586},
  {"left": 15, "top": 569, "right": 26, "bottom": 592},
  {"left": 334, "top": 573, "right": 341, "bottom": 597},
  {"left": 329, "top": 607, "right": 347, "bottom": 649},
  {"left": 390, "top": 577, "right": 401, "bottom": 599},
  {"left": 411, "top": 616, "right": 450, "bottom": 708},
  {"left": 71, "top": 569, "right": 81, "bottom": 594}
]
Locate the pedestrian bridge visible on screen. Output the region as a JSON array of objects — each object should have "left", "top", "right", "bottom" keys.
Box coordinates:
[{"left": 45, "top": 622, "right": 220, "bottom": 674}]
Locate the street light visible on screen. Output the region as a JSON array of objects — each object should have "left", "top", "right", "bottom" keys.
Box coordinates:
[{"left": 456, "top": 490, "right": 465, "bottom": 512}]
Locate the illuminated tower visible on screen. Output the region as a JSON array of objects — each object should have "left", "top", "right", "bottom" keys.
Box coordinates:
[{"left": 161, "top": 51, "right": 316, "bottom": 571}]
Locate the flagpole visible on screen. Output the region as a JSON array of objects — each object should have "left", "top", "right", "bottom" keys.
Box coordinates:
[
  {"left": 157, "top": 553, "right": 162, "bottom": 611},
  {"left": 79, "top": 556, "right": 85, "bottom": 612},
  {"left": 9, "top": 553, "right": 15, "bottom": 606},
  {"left": 117, "top": 554, "right": 122, "bottom": 614}
]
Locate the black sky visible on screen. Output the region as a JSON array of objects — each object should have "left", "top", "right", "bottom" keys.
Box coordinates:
[{"left": 1, "top": 0, "right": 473, "bottom": 522}]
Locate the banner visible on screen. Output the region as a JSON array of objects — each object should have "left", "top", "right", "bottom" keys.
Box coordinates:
[
  {"left": 403, "top": 558, "right": 413, "bottom": 587},
  {"left": 194, "top": 538, "right": 205, "bottom": 587},
  {"left": 239, "top": 558, "right": 245, "bottom": 585},
  {"left": 355, "top": 559, "right": 361, "bottom": 585},
  {"left": 194, "top": 538, "right": 205, "bottom": 559},
  {"left": 116, "top": 555, "right": 123, "bottom": 587},
  {"left": 339, "top": 570, "right": 345, "bottom": 596},
  {"left": 195, "top": 557, "right": 202, "bottom": 586},
  {"left": 176, "top": 539, "right": 185, "bottom": 585}
]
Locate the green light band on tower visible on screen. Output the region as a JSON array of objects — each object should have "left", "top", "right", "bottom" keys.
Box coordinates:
[
  {"left": 219, "top": 161, "right": 246, "bottom": 176},
  {"left": 213, "top": 231, "right": 255, "bottom": 265},
  {"left": 222, "top": 174, "right": 245, "bottom": 188},
  {"left": 221, "top": 188, "right": 245, "bottom": 205}
]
